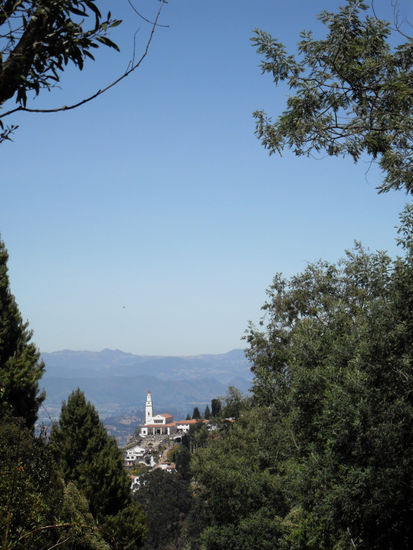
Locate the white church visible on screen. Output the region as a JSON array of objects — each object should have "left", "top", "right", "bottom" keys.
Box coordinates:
[{"left": 140, "top": 390, "right": 207, "bottom": 437}]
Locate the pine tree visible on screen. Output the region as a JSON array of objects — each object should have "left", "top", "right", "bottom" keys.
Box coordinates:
[
  {"left": 192, "top": 407, "right": 201, "bottom": 420},
  {"left": 50, "top": 389, "right": 131, "bottom": 521},
  {"left": 204, "top": 405, "right": 211, "bottom": 419},
  {"left": 0, "top": 239, "right": 44, "bottom": 429},
  {"left": 51, "top": 389, "right": 146, "bottom": 548},
  {"left": 211, "top": 398, "right": 221, "bottom": 418}
]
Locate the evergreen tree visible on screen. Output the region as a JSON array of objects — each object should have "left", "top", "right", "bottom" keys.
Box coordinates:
[
  {"left": 192, "top": 407, "right": 201, "bottom": 420},
  {"left": 51, "top": 389, "right": 130, "bottom": 519},
  {"left": 211, "top": 398, "right": 221, "bottom": 418},
  {"left": 204, "top": 405, "right": 211, "bottom": 419},
  {"left": 50, "top": 389, "right": 146, "bottom": 548},
  {"left": 0, "top": 239, "right": 44, "bottom": 429}
]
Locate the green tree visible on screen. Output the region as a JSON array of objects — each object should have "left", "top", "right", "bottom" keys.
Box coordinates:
[
  {"left": 211, "top": 398, "right": 221, "bottom": 418},
  {"left": 220, "top": 386, "right": 246, "bottom": 420},
  {"left": 191, "top": 407, "right": 286, "bottom": 549},
  {"left": 103, "top": 503, "right": 146, "bottom": 550},
  {"left": 0, "top": 239, "right": 45, "bottom": 429},
  {"left": 191, "top": 208, "right": 413, "bottom": 549},
  {"left": 173, "top": 444, "right": 191, "bottom": 481},
  {"left": 0, "top": 1, "right": 164, "bottom": 143},
  {"left": 0, "top": 418, "right": 63, "bottom": 550},
  {"left": 60, "top": 482, "right": 111, "bottom": 550},
  {"left": 50, "top": 388, "right": 146, "bottom": 548},
  {"left": 180, "top": 422, "right": 208, "bottom": 455},
  {"left": 252, "top": 0, "right": 413, "bottom": 193},
  {"left": 192, "top": 406, "right": 201, "bottom": 420},
  {"left": 244, "top": 205, "right": 413, "bottom": 549},
  {"left": 204, "top": 404, "right": 211, "bottom": 419},
  {"left": 134, "top": 469, "right": 192, "bottom": 550}
]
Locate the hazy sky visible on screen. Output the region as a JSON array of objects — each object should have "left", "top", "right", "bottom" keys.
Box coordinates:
[{"left": 1, "top": 0, "right": 410, "bottom": 355}]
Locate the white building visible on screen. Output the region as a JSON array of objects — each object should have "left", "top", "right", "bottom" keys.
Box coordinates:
[
  {"left": 140, "top": 390, "right": 177, "bottom": 436},
  {"left": 139, "top": 390, "right": 208, "bottom": 437},
  {"left": 124, "top": 444, "right": 146, "bottom": 465}
]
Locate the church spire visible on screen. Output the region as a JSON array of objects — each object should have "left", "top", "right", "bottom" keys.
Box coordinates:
[{"left": 145, "top": 390, "right": 153, "bottom": 424}]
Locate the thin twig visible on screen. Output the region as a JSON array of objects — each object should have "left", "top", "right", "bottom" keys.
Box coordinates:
[{"left": 127, "top": 0, "right": 169, "bottom": 28}]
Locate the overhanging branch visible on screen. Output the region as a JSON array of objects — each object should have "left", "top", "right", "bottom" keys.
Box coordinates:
[{"left": 0, "top": 1, "right": 164, "bottom": 120}]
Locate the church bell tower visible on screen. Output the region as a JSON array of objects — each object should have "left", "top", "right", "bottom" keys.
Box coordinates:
[{"left": 145, "top": 390, "right": 153, "bottom": 425}]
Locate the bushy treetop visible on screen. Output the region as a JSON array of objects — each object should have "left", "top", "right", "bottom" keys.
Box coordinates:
[{"left": 252, "top": 0, "right": 413, "bottom": 193}]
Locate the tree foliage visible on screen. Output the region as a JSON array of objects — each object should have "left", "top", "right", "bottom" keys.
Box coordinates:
[
  {"left": 220, "top": 385, "right": 246, "bottom": 419},
  {"left": 50, "top": 388, "right": 146, "bottom": 548},
  {"left": 191, "top": 407, "right": 286, "bottom": 549},
  {"left": 190, "top": 206, "right": 413, "bottom": 549},
  {"left": 0, "top": 1, "right": 120, "bottom": 107},
  {"left": 50, "top": 389, "right": 131, "bottom": 519},
  {"left": 0, "top": 0, "right": 164, "bottom": 143},
  {"left": 0, "top": 238, "right": 44, "bottom": 429},
  {"left": 252, "top": 0, "right": 413, "bottom": 193},
  {"left": 58, "top": 481, "right": 112, "bottom": 550},
  {"left": 134, "top": 469, "right": 192, "bottom": 550},
  {"left": 0, "top": 418, "right": 63, "bottom": 549},
  {"left": 243, "top": 205, "right": 413, "bottom": 549},
  {"left": 211, "top": 398, "right": 221, "bottom": 418}
]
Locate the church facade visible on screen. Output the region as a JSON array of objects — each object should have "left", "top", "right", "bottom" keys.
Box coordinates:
[
  {"left": 140, "top": 390, "right": 177, "bottom": 436},
  {"left": 140, "top": 390, "right": 208, "bottom": 437}
]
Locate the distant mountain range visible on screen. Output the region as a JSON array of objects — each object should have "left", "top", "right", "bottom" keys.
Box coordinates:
[{"left": 39, "top": 349, "right": 252, "bottom": 423}]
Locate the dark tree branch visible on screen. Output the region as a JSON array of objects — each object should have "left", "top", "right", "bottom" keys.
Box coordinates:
[
  {"left": 0, "top": 2, "right": 164, "bottom": 120},
  {"left": 0, "top": 9, "right": 47, "bottom": 104}
]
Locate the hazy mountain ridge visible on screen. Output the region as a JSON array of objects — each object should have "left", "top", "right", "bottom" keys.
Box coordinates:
[
  {"left": 42, "top": 348, "right": 248, "bottom": 381},
  {"left": 40, "top": 349, "right": 252, "bottom": 422}
]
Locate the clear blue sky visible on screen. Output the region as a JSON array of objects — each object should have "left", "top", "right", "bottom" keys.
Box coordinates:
[{"left": 1, "top": 0, "right": 410, "bottom": 355}]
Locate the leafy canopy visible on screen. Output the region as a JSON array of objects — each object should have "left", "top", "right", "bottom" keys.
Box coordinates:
[
  {"left": 190, "top": 206, "right": 413, "bottom": 549},
  {"left": 0, "top": 0, "right": 165, "bottom": 143},
  {"left": 243, "top": 204, "right": 413, "bottom": 549},
  {"left": 252, "top": 0, "right": 413, "bottom": 193},
  {"left": 0, "top": 418, "right": 63, "bottom": 549},
  {"left": 134, "top": 469, "right": 192, "bottom": 550},
  {"left": 0, "top": 0, "right": 120, "bottom": 108}
]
